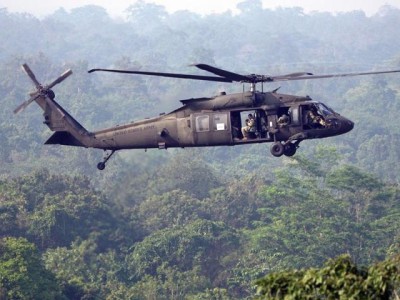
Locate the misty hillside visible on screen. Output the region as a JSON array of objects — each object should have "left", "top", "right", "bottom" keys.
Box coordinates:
[{"left": 1, "top": 1, "right": 400, "bottom": 298}]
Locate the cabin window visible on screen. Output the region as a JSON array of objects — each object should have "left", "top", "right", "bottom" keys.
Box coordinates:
[
  {"left": 195, "top": 115, "right": 209, "bottom": 132},
  {"left": 213, "top": 113, "right": 228, "bottom": 131}
]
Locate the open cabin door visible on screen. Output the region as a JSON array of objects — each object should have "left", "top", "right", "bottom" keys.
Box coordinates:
[{"left": 231, "top": 109, "right": 272, "bottom": 142}]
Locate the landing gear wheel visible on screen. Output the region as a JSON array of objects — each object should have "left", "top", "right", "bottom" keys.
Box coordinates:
[
  {"left": 270, "top": 142, "right": 285, "bottom": 157},
  {"left": 284, "top": 143, "right": 297, "bottom": 157},
  {"left": 97, "top": 162, "right": 106, "bottom": 171}
]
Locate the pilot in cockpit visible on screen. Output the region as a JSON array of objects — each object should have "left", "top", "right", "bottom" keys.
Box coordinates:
[{"left": 307, "top": 105, "right": 326, "bottom": 128}]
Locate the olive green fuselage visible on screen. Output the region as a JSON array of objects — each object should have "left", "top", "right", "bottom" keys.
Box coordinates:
[{"left": 90, "top": 90, "right": 354, "bottom": 151}]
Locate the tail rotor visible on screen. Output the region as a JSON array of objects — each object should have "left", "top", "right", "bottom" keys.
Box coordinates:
[{"left": 14, "top": 63, "right": 73, "bottom": 114}]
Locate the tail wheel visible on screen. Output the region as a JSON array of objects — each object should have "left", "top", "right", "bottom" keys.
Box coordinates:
[
  {"left": 96, "top": 150, "right": 116, "bottom": 171},
  {"left": 97, "top": 162, "right": 106, "bottom": 170},
  {"left": 270, "top": 142, "right": 284, "bottom": 157},
  {"left": 284, "top": 143, "right": 297, "bottom": 157}
]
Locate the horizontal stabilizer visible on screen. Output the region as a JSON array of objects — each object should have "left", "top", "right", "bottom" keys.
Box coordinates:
[{"left": 45, "top": 131, "right": 85, "bottom": 147}]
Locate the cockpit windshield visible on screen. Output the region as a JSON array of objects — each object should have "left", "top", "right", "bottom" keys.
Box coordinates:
[{"left": 316, "top": 103, "right": 334, "bottom": 116}]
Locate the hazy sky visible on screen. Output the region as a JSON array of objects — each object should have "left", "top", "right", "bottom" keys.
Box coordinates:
[{"left": 2, "top": 0, "right": 400, "bottom": 18}]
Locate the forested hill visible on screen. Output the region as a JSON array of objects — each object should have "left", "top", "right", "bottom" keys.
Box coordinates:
[{"left": 1, "top": 1, "right": 400, "bottom": 298}]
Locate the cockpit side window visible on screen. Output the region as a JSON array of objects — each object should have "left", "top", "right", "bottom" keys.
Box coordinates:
[{"left": 316, "top": 103, "right": 334, "bottom": 116}]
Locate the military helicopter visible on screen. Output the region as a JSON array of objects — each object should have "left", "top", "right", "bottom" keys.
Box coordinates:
[{"left": 16, "top": 63, "right": 400, "bottom": 170}]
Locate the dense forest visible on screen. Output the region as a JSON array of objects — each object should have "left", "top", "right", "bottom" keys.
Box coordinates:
[{"left": 1, "top": 0, "right": 400, "bottom": 298}]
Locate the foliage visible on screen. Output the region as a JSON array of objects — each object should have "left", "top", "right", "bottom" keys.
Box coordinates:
[
  {"left": 0, "top": 169, "right": 132, "bottom": 250},
  {"left": 0, "top": 237, "right": 64, "bottom": 299},
  {"left": 44, "top": 238, "right": 126, "bottom": 299},
  {"left": 255, "top": 254, "right": 400, "bottom": 299},
  {"left": 128, "top": 220, "right": 239, "bottom": 282},
  {"left": 135, "top": 189, "right": 205, "bottom": 232},
  {"left": 129, "top": 267, "right": 210, "bottom": 300},
  {"left": 148, "top": 151, "right": 222, "bottom": 199}
]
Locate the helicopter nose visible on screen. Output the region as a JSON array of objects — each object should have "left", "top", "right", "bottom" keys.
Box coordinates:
[{"left": 341, "top": 119, "right": 354, "bottom": 133}]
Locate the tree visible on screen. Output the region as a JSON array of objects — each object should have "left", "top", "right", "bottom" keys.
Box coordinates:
[
  {"left": 203, "top": 173, "right": 263, "bottom": 228},
  {"left": 126, "top": 0, "right": 167, "bottom": 33},
  {"left": 241, "top": 147, "right": 400, "bottom": 279},
  {"left": 44, "top": 238, "right": 126, "bottom": 299},
  {"left": 4, "top": 169, "right": 129, "bottom": 250},
  {"left": 254, "top": 254, "right": 400, "bottom": 299},
  {"left": 148, "top": 150, "right": 222, "bottom": 199},
  {"left": 135, "top": 189, "right": 205, "bottom": 232},
  {"left": 130, "top": 266, "right": 210, "bottom": 300},
  {"left": 127, "top": 220, "right": 239, "bottom": 285},
  {"left": 0, "top": 237, "right": 64, "bottom": 299},
  {"left": 0, "top": 183, "right": 27, "bottom": 238}
]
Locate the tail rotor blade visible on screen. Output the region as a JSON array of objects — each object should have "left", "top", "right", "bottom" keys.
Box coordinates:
[
  {"left": 13, "top": 94, "right": 40, "bottom": 114},
  {"left": 47, "top": 69, "right": 73, "bottom": 89},
  {"left": 21, "top": 64, "right": 41, "bottom": 89}
]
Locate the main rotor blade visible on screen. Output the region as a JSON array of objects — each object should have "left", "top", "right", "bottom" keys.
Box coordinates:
[
  {"left": 272, "top": 72, "right": 313, "bottom": 80},
  {"left": 88, "top": 68, "right": 233, "bottom": 82},
  {"left": 22, "top": 63, "right": 41, "bottom": 89},
  {"left": 46, "top": 69, "right": 73, "bottom": 89},
  {"left": 192, "top": 64, "right": 249, "bottom": 82},
  {"left": 89, "top": 65, "right": 400, "bottom": 84},
  {"left": 269, "top": 69, "right": 400, "bottom": 82}
]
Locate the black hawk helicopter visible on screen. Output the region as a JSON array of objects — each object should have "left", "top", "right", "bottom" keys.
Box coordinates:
[{"left": 15, "top": 63, "right": 400, "bottom": 170}]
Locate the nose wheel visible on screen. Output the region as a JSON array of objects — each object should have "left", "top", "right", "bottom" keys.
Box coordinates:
[
  {"left": 97, "top": 150, "right": 116, "bottom": 170},
  {"left": 283, "top": 142, "right": 297, "bottom": 157},
  {"left": 270, "top": 142, "right": 285, "bottom": 157}
]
